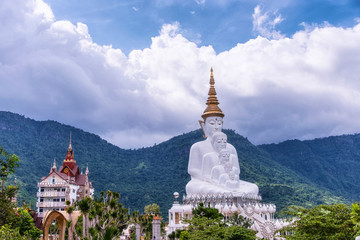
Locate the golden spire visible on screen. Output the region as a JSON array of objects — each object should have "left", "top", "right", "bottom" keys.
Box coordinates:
[
  {"left": 201, "top": 68, "right": 224, "bottom": 119},
  {"left": 69, "top": 132, "right": 72, "bottom": 150},
  {"left": 64, "top": 132, "right": 75, "bottom": 162}
]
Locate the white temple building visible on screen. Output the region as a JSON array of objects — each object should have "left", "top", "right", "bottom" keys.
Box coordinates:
[
  {"left": 167, "top": 69, "right": 288, "bottom": 239},
  {"left": 36, "top": 137, "right": 94, "bottom": 219}
]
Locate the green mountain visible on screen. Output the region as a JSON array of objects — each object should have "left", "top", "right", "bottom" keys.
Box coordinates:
[
  {"left": 259, "top": 135, "right": 360, "bottom": 202},
  {"left": 0, "top": 111, "right": 349, "bottom": 217}
]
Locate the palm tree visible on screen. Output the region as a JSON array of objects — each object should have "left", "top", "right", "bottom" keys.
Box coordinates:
[
  {"left": 66, "top": 200, "right": 78, "bottom": 239},
  {"left": 77, "top": 196, "right": 91, "bottom": 238}
]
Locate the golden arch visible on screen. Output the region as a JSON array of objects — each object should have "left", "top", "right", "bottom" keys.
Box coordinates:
[{"left": 42, "top": 210, "right": 81, "bottom": 240}]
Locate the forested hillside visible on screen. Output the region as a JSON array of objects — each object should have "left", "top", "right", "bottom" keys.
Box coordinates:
[
  {"left": 0, "top": 111, "right": 349, "bottom": 217},
  {"left": 259, "top": 135, "right": 360, "bottom": 202}
]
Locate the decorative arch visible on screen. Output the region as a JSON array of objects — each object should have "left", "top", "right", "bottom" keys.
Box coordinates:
[{"left": 42, "top": 210, "right": 81, "bottom": 240}]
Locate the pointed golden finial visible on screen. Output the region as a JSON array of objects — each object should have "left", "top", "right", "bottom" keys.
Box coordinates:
[
  {"left": 69, "top": 132, "right": 72, "bottom": 149},
  {"left": 201, "top": 68, "right": 224, "bottom": 120}
]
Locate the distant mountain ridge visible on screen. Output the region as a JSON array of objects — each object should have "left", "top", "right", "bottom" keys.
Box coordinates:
[
  {"left": 259, "top": 134, "right": 360, "bottom": 202},
  {"left": 0, "top": 111, "right": 355, "bottom": 217}
]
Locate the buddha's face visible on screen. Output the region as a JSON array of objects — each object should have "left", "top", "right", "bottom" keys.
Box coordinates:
[
  {"left": 228, "top": 171, "right": 235, "bottom": 180},
  {"left": 213, "top": 135, "right": 227, "bottom": 153},
  {"left": 219, "top": 150, "right": 230, "bottom": 164},
  {"left": 204, "top": 116, "right": 223, "bottom": 138}
]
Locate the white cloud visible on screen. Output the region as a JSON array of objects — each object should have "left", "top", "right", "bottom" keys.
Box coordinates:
[
  {"left": 252, "top": 5, "right": 284, "bottom": 39},
  {"left": 1, "top": 0, "right": 360, "bottom": 148},
  {"left": 194, "top": 0, "right": 206, "bottom": 5}
]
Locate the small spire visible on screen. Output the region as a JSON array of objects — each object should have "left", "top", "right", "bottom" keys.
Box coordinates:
[
  {"left": 201, "top": 68, "right": 224, "bottom": 120},
  {"left": 69, "top": 132, "right": 72, "bottom": 149},
  {"left": 85, "top": 164, "right": 89, "bottom": 175},
  {"left": 52, "top": 158, "right": 57, "bottom": 170}
]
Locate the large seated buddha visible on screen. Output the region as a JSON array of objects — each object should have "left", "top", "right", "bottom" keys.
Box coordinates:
[{"left": 185, "top": 69, "right": 259, "bottom": 197}]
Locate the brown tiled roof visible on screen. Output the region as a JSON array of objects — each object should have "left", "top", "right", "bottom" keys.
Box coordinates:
[{"left": 40, "top": 170, "right": 91, "bottom": 187}]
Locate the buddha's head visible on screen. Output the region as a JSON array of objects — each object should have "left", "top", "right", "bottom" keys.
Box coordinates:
[
  {"left": 212, "top": 132, "right": 227, "bottom": 152},
  {"left": 219, "top": 149, "right": 230, "bottom": 165},
  {"left": 199, "top": 68, "right": 224, "bottom": 138},
  {"left": 204, "top": 117, "right": 223, "bottom": 139},
  {"left": 228, "top": 171, "right": 235, "bottom": 181}
]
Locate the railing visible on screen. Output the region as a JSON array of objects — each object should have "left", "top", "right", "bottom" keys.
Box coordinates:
[
  {"left": 37, "top": 182, "right": 67, "bottom": 187},
  {"left": 37, "top": 191, "right": 66, "bottom": 197},
  {"left": 36, "top": 202, "right": 66, "bottom": 208}
]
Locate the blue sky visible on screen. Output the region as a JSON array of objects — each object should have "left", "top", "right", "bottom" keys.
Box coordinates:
[
  {"left": 1, "top": 0, "right": 360, "bottom": 148},
  {"left": 44, "top": 0, "right": 360, "bottom": 54}
]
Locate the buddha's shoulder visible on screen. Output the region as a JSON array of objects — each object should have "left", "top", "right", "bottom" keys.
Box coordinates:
[
  {"left": 226, "top": 143, "right": 236, "bottom": 150},
  {"left": 190, "top": 140, "right": 209, "bottom": 149}
]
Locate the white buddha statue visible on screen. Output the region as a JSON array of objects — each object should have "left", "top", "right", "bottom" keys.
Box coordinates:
[
  {"left": 210, "top": 149, "right": 232, "bottom": 185},
  {"left": 185, "top": 68, "right": 259, "bottom": 196}
]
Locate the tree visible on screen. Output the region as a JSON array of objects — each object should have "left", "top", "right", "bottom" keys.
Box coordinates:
[
  {"left": 178, "top": 203, "right": 256, "bottom": 240},
  {"left": 0, "top": 146, "right": 40, "bottom": 239},
  {"left": 66, "top": 200, "right": 78, "bottom": 240},
  {"left": 0, "top": 185, "right": 18, "bottom": 226},
  {"left": 77, "top": 196, "right": 91, "bottom": 238},
  {"left": 88, "top": 190, "right": 129, "bottom": 240},
  {"left": 0, "top": 224, "right": 28, "bottom": 240},
  {"left": 0, "top": 146, "right": 20, "bottom": 226},
  {"left": 11, "top": 207, "right": 42, "bottom": 239},
  {"left": 0, "top": 146, "right": 20, "bottom": 191},
  {"left": 281, "top": 204, "right": 356, "bottom": 240},
  {"left": 351, "top": 203, "right": 360, "bottom": 236},
  {"left": 144, "top": 203, "right": 160, "bottom": 215}
]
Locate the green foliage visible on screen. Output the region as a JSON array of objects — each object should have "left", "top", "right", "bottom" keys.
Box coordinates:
[
  {"left": 351, "top": 203, "right": 360, "bottom": 235},
  {"left": 11, "top": 207, "right": 42, "bottom": 239},
  {"left": 281, "top": 204, "right": 356, "bottom": 240},
  {"left": 0, "top": 146, "right": 20, "bottom": 190},
  {"left": 144, "top": 203, "right": 160, "bottom": 215},
  {"left": 0, "top": 185, "right": 18, "bottom": 226},
  {"left": 0, "top": 146, "right": 40, "bottom": 239},
  {"left": 0, "top": 111, "right": 353, "bottom": 217},
  {"left": 180, "top": 204, "right": 256, "bottom": 240},
  {"left": 0, "top": 224, "right": 28, "bottom": 240},
  {"left": 192, "top": 202, "right": 223, "bottom": 220},
  {"left": 259, "top": 135, "right": 360, "bottom": 203},
  {"left": 87, "top": 190, "right": 129, "bottom": 240}
]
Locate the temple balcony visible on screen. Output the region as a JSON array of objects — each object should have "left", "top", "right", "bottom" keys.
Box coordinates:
[
  {"left": 37, "top": 182, "right": 67, "bottom": 187},
  {"left": 36, "top": 191, "right": 66, "bottom": 197},
  {"left": 36, "top": 202, "right": 66, "bottom": 208}
]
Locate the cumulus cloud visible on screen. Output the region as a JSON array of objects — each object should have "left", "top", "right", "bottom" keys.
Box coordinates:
[
  {"left": 1, "top": 0, "right": 360, "bottom": 148},
  {"left": 252, "top": 5, "right": 284, "bottom": 39}
]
